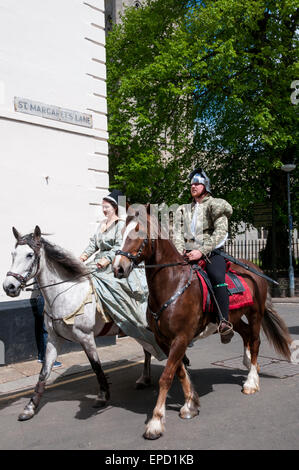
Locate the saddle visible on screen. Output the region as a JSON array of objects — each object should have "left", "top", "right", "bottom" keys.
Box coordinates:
[{"left": 196, "top": 260, "right": 254, "bottom": 314}]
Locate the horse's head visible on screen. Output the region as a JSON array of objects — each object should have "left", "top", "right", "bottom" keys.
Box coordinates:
[
  {"left": 113, "top": 205, "right": 157, "bottom": 279},
  {"left": 3, "top": 226, "right": 42, "bottom": 297}
]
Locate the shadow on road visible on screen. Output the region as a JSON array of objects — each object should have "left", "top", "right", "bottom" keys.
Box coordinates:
[{"left": 0, "top": 359, "right": 279, "bottom": 424}]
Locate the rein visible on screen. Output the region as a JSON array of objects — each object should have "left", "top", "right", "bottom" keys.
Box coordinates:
[
  {"left": 116, "top": 238, "right": 188, "bottom": 269},
  {"left": 135, "top": 261, "right": 189, "bottom": 269},
  {"left": 24, "top": 269, "right": 99, "bottom": 292}
]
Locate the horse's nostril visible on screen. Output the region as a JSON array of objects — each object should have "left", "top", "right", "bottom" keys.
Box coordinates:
[{"left": 8, "top": 284, "right": 15, "bottom": 291}]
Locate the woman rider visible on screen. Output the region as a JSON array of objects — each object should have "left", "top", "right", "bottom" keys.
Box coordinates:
[{"left": 80, "top": 189, "right": 166, "bottom": 359}]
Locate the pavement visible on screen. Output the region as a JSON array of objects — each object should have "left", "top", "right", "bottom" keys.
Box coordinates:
[
  {"left": 0, "top": 297, "right": 298, "bottom": 397},
  {"left": 0, "top": 336, "right": 145, "bottom": 396}
]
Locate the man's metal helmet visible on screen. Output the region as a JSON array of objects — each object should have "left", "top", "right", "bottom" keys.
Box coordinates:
[{"left": 188, "top": 168, "right": 211, "bottom": 193}]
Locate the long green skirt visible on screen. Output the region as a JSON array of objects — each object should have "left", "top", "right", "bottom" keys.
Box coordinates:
[{"left": 88, "top": 262, "right": 166, "bottom": 361}]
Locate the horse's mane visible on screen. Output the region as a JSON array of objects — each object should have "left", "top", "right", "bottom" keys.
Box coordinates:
[{"left": 41, "top": 238, "right": 89, "bottom": 278}]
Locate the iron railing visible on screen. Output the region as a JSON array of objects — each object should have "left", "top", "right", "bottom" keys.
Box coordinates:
[{"left": 224, "top": 239, "right": 299, "bottom": 269}]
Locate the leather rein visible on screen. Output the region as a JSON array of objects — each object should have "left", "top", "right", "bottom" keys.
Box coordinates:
[{"left": 116, "top": 238, "right": 189, "bottom": 269}]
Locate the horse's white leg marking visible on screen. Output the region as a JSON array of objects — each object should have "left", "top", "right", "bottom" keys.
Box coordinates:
[
  {"left": 243, "top": 346, "right": 251, "bottom": 370},
  {"left": 135, "top": 350, "right": 151, "bottom": 389},
  {"left": 179, "top": 394, "right": 200, "bottom": 420},
  {"left": 242, "top": 363, "right": 260, "bottom": 395},
  {"left": 178, "top": 366, "right": 200, "bottom": 420},
  {"left": 145, "top": 404, "right": 166, "bottom": 439}
]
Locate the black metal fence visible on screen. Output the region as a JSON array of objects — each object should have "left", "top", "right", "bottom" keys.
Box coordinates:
[{"left": 224, "top": 239, "right": 299, "bottom": 268}]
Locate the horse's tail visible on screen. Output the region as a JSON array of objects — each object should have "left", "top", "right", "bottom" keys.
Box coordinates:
[{"left": 262, "top": 292, "right": 292, "bottom": 361}]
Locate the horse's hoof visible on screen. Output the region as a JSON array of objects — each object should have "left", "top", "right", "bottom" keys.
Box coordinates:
[
  {"left": 144, "top": 419, "right": 164, "bottom": 440},
  {"left": 179, "top": 409, "right": 199, "bottom": 420},
  {"left": 143, "top": 431, "right": 162, "bottom": 440},
  {"left": 242, "top": 386, "right": 259, "bottom": 395},
  {"left": 18, "top": 411, "right": 35, "bottom": 421},
  {"left": 93, "top": 399, "right": 107, "bottom": 408}
]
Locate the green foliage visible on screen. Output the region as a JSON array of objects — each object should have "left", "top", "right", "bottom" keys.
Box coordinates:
[
  {"left": 106, "top": 0, "right": 195, "bottom": 203},
  {"left": 106, "top": 0, "right": 298, "bottom": 231}
]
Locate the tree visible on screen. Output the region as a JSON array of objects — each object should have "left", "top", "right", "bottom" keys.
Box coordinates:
[
  {"left": 106, "top": 0, "right": 299, "bottom": 269},
  {"left": 188, "top": 0, "right": 299, "bottom": 269},
  {"left": 106, "top": 0, "right": 195, "bottom": 203}
]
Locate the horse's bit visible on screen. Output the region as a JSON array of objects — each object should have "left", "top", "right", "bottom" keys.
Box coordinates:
[{"left": 6, "top": 237, "right": 41, "bottom": 289}]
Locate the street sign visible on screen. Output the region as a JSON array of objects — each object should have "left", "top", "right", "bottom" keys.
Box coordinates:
[{"left": 14, "top": 97, "right": 93, "bottom": 128}]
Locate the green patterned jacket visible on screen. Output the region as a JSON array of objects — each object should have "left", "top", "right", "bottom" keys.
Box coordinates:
[{"left": 173, "top": 194, "right": 233, "bottom": 256}]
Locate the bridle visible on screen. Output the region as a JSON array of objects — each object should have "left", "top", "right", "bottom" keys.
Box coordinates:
[
  {"left": 116, "top": 235, "right": 190, "bottom": 270},
  {"left": 6, "top": 234, "right": 98, "bottom": 292},
  {"left": 116, "top": 238, "right": 152, "bottom": 266},
  {"left": 6, "top": 237, "right": 41, "bottom": 290}
]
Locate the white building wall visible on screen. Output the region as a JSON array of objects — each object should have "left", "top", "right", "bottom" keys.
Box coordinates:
[{"left": 0, "top": 0, "right": 109, "bottom": 301}]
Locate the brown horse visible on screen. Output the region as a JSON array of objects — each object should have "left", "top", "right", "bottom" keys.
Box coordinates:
[{"left": 113, "top": 206, "right": 292, "bottom": 440}]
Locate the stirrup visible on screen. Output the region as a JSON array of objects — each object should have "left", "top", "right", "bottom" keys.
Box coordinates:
[
  {"left": 218, "top": 320, "right": 234, "bottom": 344},
  {"left": 217, "top": 320, "right": 234, "bottom": 335}
]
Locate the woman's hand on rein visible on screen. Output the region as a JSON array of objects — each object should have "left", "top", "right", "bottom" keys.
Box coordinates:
[{"left": 97, "top": 258, "right": 110, "bottom": 270}]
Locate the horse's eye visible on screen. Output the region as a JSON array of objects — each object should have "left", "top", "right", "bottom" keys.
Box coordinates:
[{"left": 27, "top": 253, "right": 34, "bottom": 258}]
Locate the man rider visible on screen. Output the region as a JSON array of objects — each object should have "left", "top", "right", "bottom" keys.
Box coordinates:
[{"left": 173, "top": 168, "right": 234, "bottom": 343}]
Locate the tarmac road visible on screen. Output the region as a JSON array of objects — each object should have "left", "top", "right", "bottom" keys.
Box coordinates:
[{"left": 0, "top": 302, "right": 299, "bottom": 450}]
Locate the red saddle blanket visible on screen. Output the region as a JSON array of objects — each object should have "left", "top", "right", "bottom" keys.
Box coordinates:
[{"left": 196, "top": 263, "right": 254, "bottom": 313}]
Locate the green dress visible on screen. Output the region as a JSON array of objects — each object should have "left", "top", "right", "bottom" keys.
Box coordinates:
[{"left": 83, "top": 219, "right": 166, "bottom": 361}]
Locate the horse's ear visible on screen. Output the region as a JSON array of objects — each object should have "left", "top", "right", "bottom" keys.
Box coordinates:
[
  {"left": 33, "top": 226, "right": 41, "bottom": 240},
  {"left": 12, "top": 227, "right": 21, "bottom": 241}
]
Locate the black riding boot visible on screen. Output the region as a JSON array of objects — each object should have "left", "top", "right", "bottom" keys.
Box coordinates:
[
  {"left": 205, "top": 252, "right": 234, "bottom": 344},
  {"left": 212, "top": 284, "right": 234, "bottom": 344}
]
